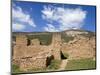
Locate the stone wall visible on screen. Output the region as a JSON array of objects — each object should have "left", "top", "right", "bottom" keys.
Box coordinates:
[
  {"left": 13, "top": 33, "right": 62, "bottom": 61},
  {"left": 51, "top": 33, "right": 61, "bottom": 60},
  {"left": 13, "top": 45, "right": 28, "bottom": 59},
  {"left": 12, "top": 32, "right": 96, "bottom": 71},
  {"left": 61, "top": 35, "right": 96, "bottom": 59},
  {"left": 15, "top": 35, "right": 27, "bottom": 46},
  {"left": 13, "top": 35, "right": 55, "bottom": 71},
  {"left": 19, "top": 57, "right": 47, "bottom": 71},
  {"left": 31, "top": 39, "right": 40, "bottom": 45}
]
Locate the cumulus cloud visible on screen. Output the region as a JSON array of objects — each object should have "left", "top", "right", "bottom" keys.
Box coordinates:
[
  {"left": 44, "top": 24, "right": 58, "bottom": 32},
  {"left": 42, "top": 5, "right": 87, "bottom": 32},
  {"left": 12, "top": 4, "right": 36, "bottom": 31}
]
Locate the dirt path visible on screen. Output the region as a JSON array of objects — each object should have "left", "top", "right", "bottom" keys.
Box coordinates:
[{"left": 59, "top": 59, "right": 68, "bottom": 70}]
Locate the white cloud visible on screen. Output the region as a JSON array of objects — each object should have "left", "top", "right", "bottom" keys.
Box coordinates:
[
  {"left": 42, "top": 5, "right": 87, "bottom": 32},
  {"left": 12, "top": 23, "right": 25, "bottom": 31},
  {"left": 42, "top": 6, "right": 54, "bottom": 21},
  {"left": 44, "top": 24, "right": 58, "bottom": 32},
  {"left": 12, "top": 4, "right": 36, "bottom": 31}
]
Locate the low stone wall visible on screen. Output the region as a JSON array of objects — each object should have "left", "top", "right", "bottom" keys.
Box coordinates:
[{"left": 19, "top": 57, "right": 47, "bottom": 71}]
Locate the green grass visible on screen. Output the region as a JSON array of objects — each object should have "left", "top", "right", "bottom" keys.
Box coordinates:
[
  {"left": 12, "top": 64, "right": 46, "bottom": 73},
  {"left": 65, "top": 58, "right": 96, "bottom": 70},
  {"left": 12, "top": 64, "right": 25, "bottom": 74},
  {"left": 28, "top": 67, "right": 47, "bottom": 72},
  {"left": 12, "top": 64, "right": 20, "bottom": 73},
  {"left": 47, "top": 60, "right": 61, "bottom": 70},
  {"left": 27, "top": 34, "right": 52, "bottom": 45}
]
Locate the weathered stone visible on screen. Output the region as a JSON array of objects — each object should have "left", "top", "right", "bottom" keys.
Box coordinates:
[
  {"left": 15, "top": 35, "right": 27, "bottom": 46},
  {"left": 12, "top": 32, "right": 96, "bottom": 71},
  {"left": 51, "top": 33, "right": 61, "bottom": 60},
  {"left": 61, "top": 35, "right": 96, "bottom": 60},
  {"left": 31, "top": 39, "right": 40, "bottom": 45},
  {"left": 19, "top": 57, "right": 47, "bottom": 71}
]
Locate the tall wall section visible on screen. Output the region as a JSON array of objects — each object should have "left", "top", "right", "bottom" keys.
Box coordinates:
[{"left": 51, "top": 33, "right": 62, "bottom": 60}]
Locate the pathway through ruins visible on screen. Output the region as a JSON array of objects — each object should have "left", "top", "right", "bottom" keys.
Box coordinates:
[{"left": 59, "top": 59, "right": 68, "bottom": 70}]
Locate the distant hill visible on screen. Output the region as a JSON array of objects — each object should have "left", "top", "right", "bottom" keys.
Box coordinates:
[{"left": 13, "top": 29, "right": 95, "bottom": 36}]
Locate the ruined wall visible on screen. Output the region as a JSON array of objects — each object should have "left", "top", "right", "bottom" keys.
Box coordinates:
[
  {"left": 51, "top": 33, "right": 61, "bottom": 60},
  {"left": 13, "top": 35, "right": 53, "bottom": 70},
  {"left": 19, "top": 57, "right": 47, "bottom": 71},
  {"left": 18, "top": 48, "right": 53, "bottom": 71},
  {"left": 15, "top": 35, "right": 27, "bottom": 46},
  {"left": 13, "top": 32, "right": 96, "bottom": 71},
  {"left": 13, "top": 45, "right": 28, "bottom": 59},
  {"left": 13, "top": 35, "right": 28, "bottom": 59},
  {"left": 61, "top": 35, "right": 96, "bottom": 59},
  {"left": 13, "top": 35, "right": 43, "bottom": 59},
  {"left": 13, "top": 33, "right": 62, "bottom": 61},
  {"left": 31, "top": 39, "right": 40, "bottom": 45}
]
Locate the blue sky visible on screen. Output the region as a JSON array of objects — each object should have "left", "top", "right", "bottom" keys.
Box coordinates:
[{"left": 12, "top": 1, "right": 96, "bottom": 32}]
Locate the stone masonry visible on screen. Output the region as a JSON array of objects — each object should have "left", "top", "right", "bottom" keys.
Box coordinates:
[
  {"left": 13, "top": 33, "right": 62, "bottom": 71},
  {"left": 12, "top": 32, "right": 96, "bottom": 71},
  {"left": 61, "top": 35, "right": 96, "bottom": 60},
  {"left": 51, "top": 33, "right": 61, "bottom": 60}
]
